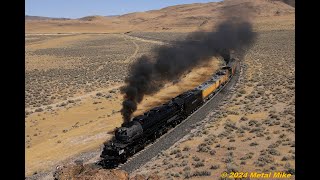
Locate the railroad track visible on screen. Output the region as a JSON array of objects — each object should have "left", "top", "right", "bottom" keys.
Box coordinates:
[
  {"left": 26, "top": 63, "right": 241, "bottom": 180},
  {"left": 116, "top": 63, "right": 241, "bottom": 173}
]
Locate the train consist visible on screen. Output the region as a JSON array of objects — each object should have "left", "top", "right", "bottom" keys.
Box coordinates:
[{"left": 99, "top": 57, "right": 239, "bottom": 167}]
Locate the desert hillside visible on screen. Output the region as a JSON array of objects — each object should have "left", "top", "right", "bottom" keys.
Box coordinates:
[{"left": 25, "top": 0, "right": 294, "bottom": 33}]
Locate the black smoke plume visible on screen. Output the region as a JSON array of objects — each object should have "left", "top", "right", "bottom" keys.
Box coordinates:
[{"left": 120, "top": 17, "right": 256, "bottom": 123}]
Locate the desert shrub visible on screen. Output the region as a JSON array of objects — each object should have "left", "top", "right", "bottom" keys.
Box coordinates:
[
  {"left": 193, "top": 171, "right": 211, "bottom": 177},
  {"left": 239, "top": 89, "right": 246, "bottom": 94},
  {"left": 284, "top": 162, "right": 291, "bottom": 169},
  {"left": 163, "top": 159, "right": 169, "bottom": 165},
  {"left": 248, "top": 120, "right": 258, "bottom": 126},
  {"left": 180, "top": 160, "right": 188, "bottom": 167},
  {"left": 249, "top": 127, "right": 264, "bottom": 133},
  {"left": 255, "top": 122, "right": 262, "bottom": 127},
  {"left": 175, "top": 153, "right": 182, "bottom": 158},
  {"left": 218, "top": 130, "right": 229, "bottom": 138},
  {"left": 256, "top": 132, "right": 264, "bottom": 137},
  {"left": 226, "top": 163, "right": 239, "bottom": 173},
  {"left": 170, "top": 149, "right": 181, "bottom": 155},
  {"left": 281, "top": 156, "right": 291, "bottom": 161},
  {"left": 254, "top": 154, "right": 274, "bottom": 167},
  {"left": 105, "top": 94, "right": 112, "bottom": 99},
  {"left": 267, "top": 148, "right": 281, "bottom": 156},
  {"left": 197, "top": 143, "right": 211, "bottom": 153},
  {"left": 182, "top": 155, "right": 188, "bottom": 159},
  {"left": 270, "top": 166, "right": 276, "bottom": 170},
  {"left": 210, "top": 150, "right": 216, "bottom": 155},
  {"left": 227, "top": 134, "right": 235, "bottom": 139},
  {"left": 240, "top": 152, "right": 254, "bottom": 160},
  {"left": 268, "top": 142, "right": 280, "bottom": 148},
  {"left": 210, "top": 164, "right": 220, "bottom": 170},
  {"left": 35, "top": 108, "right": 43, "bottom": 112},
  {"left": 224, "top": 120, "right": 237, "bottom": 129},
  {"left": 241, "top": 125, "right": 250, "bottom": 131},
  {"left": 183, "top": 166, "right": 191, "bottom": 171},
  {"left": 96, "top": 92, "right": 103, "bottom": 96},
  {"left": 193, "top": 162, "right": 204, "bottom": 168},
  {"left": 204, "top": 139, "right": 214, "bottom": 145},
  {"left": 281, "top": 123, "right": 291, "bottom": 128},
  {"left": 269, "top": 113, "right": 278, "bottom": 119},
  {"left": 227, "top": 146, "right": 236, "bottom": 150},
  {"left": 74, "top": 159, "right": 83, "bottom": 165},
  {"left": 250, "top": 142, "right": 259, "bottom": 146},
  {"left": 68, "top": 99, "right": 75, "bottom": 103},
  {"left": 183, "top": 172, "right": 192, "bottom": 179},
  {"left": 226, "top": 152, "right": 233, "bottom": 158},
  {"left": 224, "top": 156, "right": 233, "bottom": 163},
  {"left": 286, "top": 168, "right": 295, "bottom": 175},
  {"left": 236, "top": 128, "right": 245, "bottom": 134},
  {"left": 192, "top": 156, "right": 200, "bottom": 161},
  {"left": 183, "top": 146, "right": 190, "bottom": 151},
  {"left": 167, "top": 164, "right": 174, "bottom": 169}
]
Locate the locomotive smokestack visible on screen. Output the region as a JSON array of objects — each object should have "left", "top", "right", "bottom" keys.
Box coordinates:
[{"left": 120, "top": 3, "right": 256, "bottom": 123}]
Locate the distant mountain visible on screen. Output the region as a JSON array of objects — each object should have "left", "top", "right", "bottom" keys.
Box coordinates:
[
  {"left": 116, "top": 0, "right": 295, "bottom": 30},
  {"left": 78, "top": 15, "right": 107, "bottom": 21},
  {"left": 25, "top": 0, "right": 295, "bottom": 33},
  {"left": 272, "top": 0, "right": 295, "bottom": 7},
  {"left": 105, "top": 15, "right": 119, "bottom": 17},
  {"left": 25, "top": 15, "right": 71, "bottom": 21}
]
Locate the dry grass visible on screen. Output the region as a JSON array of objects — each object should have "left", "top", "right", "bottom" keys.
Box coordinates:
[
  {"left": 25, "top": 32, "right": 222, "bottom": 176},
  {"left": 131, "top": 30, "right": 295, "bottom": 179}
]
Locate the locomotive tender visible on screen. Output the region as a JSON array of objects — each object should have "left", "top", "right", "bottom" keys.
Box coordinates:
[{"left": 100, "top": 58, "right": 239, "bottom": 167}]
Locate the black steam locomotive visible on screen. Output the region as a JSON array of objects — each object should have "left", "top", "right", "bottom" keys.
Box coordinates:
[{"left": 99, "top": 58, "right": 238, "bottom": 167}]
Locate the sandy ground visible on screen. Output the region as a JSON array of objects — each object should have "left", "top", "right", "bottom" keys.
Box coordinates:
[
  {"left": 25, "top": 33, "right": 223, "bottom": 176},
  {"left": 131, "top": 30, "right": 295, "bottom": 179}
]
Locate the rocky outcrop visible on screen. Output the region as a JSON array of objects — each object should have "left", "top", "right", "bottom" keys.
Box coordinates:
[
  {"left": 53, "top": 163, "right": 161, "bottom": 180},
  {"left": 53, "top": 164, "right": 128, "bottom": 180}
]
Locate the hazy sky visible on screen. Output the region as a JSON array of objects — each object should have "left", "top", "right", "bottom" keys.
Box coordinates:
[{"left": 25, "top": 0, "right": 221, "bottom": 19}]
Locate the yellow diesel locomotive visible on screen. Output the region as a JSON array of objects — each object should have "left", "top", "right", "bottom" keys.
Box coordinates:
[{"left": 196, "top": 58, "right": 238, "bottom": 102}]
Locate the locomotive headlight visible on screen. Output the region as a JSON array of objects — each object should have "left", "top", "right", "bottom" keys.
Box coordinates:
[{"left": 119, "top": 149, "right": 124, "bottom": 155}]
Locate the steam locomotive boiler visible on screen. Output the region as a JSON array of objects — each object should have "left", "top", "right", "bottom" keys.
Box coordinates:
[{"left": 99, "top": 58, "right": 238, "bottom": 167}]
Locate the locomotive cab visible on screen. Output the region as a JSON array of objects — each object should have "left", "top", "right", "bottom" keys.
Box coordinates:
[
  {"left": 221, "top": 66, "right": 232, "bottom": 77},
  {"left": 216, "top": 70, "right": 226, "bottom": 75}
]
